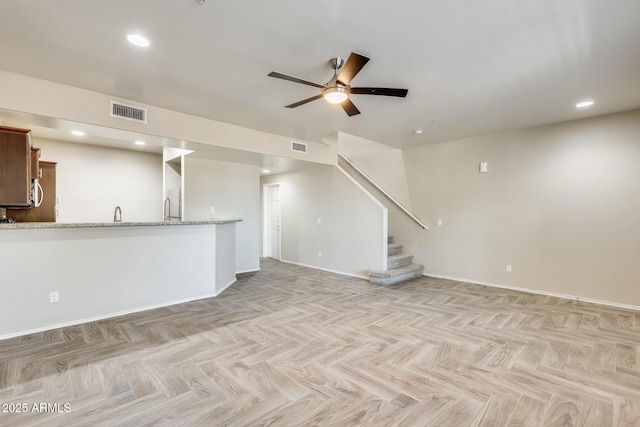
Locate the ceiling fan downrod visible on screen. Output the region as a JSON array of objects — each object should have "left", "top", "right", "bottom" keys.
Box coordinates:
[{"left": 323, "top": 57, "right": 350, "bottom": 103}]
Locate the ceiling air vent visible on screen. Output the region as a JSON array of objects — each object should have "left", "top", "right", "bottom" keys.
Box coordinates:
[
  {"left": 110, "top": 101, "right": 147, "bottom": 123},
  {"left": 291, "top": 141, "right": 307, "bottom": 153}
]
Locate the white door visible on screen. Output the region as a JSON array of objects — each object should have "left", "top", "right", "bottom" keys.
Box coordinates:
[{"left": 265, "top": 185, "right": 281, "bottom": 260}]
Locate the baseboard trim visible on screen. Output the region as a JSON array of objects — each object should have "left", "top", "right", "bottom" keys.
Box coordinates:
[
  {"left": 0, "top": 293, "right": 218, "bottom": 341},
  {"left": 424, "top": 272, "right": 640, "bottom": 313},
  {"left": 215, "top": 278, "right": 237, "bottom": 295},
  {"left": 236, "top": 268, "right": 260, "bottom": 274},
  {"left": 280, "top": 259, "right": 369, "bottom": 280}
]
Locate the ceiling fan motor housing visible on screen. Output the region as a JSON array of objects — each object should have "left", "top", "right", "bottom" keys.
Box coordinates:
[{"left": 329, "top": 57, "right": 344, "bottom": 71}]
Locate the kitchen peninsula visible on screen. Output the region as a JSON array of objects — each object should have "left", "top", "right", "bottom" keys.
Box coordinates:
[{"left": 0, "top": 219, "right": 241, "bottom": 339}]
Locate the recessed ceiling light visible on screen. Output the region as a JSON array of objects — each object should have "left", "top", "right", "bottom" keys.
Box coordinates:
[
  {"left": 262, "top": 169, "right": 270, "bottom": 174},
  {"left": 134, "top": 141, "right": 146, "bottom": 146},
  {"left": 576, "top": 100, "right": 594, "bottom": 109},
  {"left": 71, "top": 130, "right": 85, "bottom": 136},
  {"left": 126, "top": 34, "right": 150, "bottom": 48}
]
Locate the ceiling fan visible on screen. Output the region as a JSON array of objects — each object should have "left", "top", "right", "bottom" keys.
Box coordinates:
[{"left": 268, "top": 52, "right": 408, "bottom": 116}]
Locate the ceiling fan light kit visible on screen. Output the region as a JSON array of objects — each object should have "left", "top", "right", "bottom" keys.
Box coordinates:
[
  {"left": 268, "top": 52, "right": 408, "bottom": 116},
  {"left": 323, "top": 86, "right": 349, "bottom": 104}
]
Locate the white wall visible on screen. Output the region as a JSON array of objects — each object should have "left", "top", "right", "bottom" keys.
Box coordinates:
[
  {"left": 33, "top": 138, "right": 163, "bottom": 223},
  {"left": 183, "top": 156, "right": 260, "bottom": 273},
  {"left": 215, "top": 222, "right": 237, "bottom": 294},
  {"left": 0, "top": 224, "right": 235, "bottom": 339},
  {"left": 261, "top": 166, "right": 387, "bottom": 278},
  {"left": 402, "top": 108, "right": 640, "bottom": 308}
]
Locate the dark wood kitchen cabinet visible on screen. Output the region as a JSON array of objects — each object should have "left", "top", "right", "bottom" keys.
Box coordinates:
[
  {"left": 8, "top": 161, "right": 57, "bottom": 222},
  {"left": 31, "top": 147, "right": 41, "bottom": 180},
  {"left": 0, "top": 126, "right": 33, "bottom": 207}
]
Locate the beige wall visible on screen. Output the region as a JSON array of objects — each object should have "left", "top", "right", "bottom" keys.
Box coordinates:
[
  {"left": 261, "top": 166, "right": 387, "bottom": 278},
  {"left": 1, "top": 224, "right": 233, "bottom": 339},
  {"left": 0, "top": 70, "right": 337, "bottom": 166},
  {"left": 22, "top": 139, "right": 261, "bottom": 274},
  {"left": 338, "top": 132, "right": 413, "bottom": 208},
  {"left": 402, "top": 109, "right": 640, "bottom": 307},
  {"left": 32, "top": 138, "right": 162, "bottom": 223},
  {"left": 184, "top": 156, "right": 260, "bottom": 273}
]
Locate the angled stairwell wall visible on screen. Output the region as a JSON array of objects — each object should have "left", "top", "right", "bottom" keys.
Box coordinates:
[
  {"left": 337, "top": 132, "right": 414, "bottom": 209},
  {"left": 336, "top": 132, "right": 429, "bottom": 285},
  {"left": 337, "top": 132, "right": 427, "bottom": 267}
]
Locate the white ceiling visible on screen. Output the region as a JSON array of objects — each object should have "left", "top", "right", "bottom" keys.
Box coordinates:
[{"left": 1, "top": 0, "right": 640, "bottom": 150}]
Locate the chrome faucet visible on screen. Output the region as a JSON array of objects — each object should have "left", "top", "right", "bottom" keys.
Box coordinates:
[
  {"left": 113, "top": 206, "right": 122, "bottom": 222},
  {"left": 164, "top": 198, "right": 171, "bottom": 221}
]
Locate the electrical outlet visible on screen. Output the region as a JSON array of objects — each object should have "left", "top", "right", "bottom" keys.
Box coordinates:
[
  {"left": 210, "top": 207, "right": 215, "bottom": 214},
  {"left": 506, "top": 265, "right": 512, "bottom": 273},
  {"left": 50, "top": 291, "right": 59, "bottom": 303},
  {"left": 437, "top": 219, "right": 443, "bottom": 226}
]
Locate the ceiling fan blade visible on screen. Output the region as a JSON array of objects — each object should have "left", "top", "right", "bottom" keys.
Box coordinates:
[
  {"left": 341, "top": 98, "right": 361, "bottom": 116},
  {"left": 285, "top": 94, "right": 323, "bottom": 108},
  {"left": 268, "top": 71, "right": 325, "bottom": 89},
  {"left": 350, "top": 87, "right": 408, "bottom": 97},
  {"left": 337, "top": 52, "right": 370, "bottom": 86}
]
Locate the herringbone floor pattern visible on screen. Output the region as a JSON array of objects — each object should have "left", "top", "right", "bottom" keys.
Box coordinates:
[{"left": 1, "top": 259, "right": 639, "bottom": 426}]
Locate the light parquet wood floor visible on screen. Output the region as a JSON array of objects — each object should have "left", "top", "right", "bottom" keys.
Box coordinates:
[{"left": 1, "top": 259, "right": 640, "bottom": 426}]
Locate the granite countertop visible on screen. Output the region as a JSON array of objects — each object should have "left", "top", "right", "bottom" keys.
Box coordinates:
[{"left": 0, "top": 219, "right": 242, "bottom": 229}]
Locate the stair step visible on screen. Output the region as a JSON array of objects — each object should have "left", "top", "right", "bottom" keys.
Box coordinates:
[
  {"left": 388, "top": 243, "right": 403, "bottom": 256},
  {"left": 369, "top": 263, "right": 424, "bottom": 286},
  {"left": 387, "top": 253, "right": 413, "bottom": 269},
  {"left": 388, "top": 235, "right": 394, "bottom": 244}
]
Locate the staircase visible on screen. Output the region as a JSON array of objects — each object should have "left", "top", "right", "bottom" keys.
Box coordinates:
[{"left": 369, "top": 235, "right": 424, "bottom": 286}]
